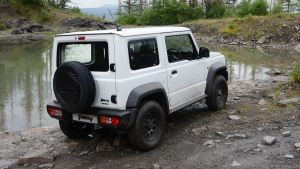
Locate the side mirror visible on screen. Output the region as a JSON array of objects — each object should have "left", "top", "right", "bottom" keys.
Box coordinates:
[{"left": 199, "top": 47, "right": 210, "bottom": 58}]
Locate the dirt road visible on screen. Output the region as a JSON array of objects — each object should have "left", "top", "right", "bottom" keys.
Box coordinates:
[{"left": 1, "top": 76, "right": 300, "bottom": 169}]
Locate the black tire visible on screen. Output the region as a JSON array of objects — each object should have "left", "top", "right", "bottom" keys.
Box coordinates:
[
  {"left": 59, "top": 120, "right": 94, "bottom": 139},
  {"left": 206, "top": 75, "right": 228, "bottom": 111},
  {"left": 128, "top": 101, "right": 165, "bottom": 151},
  {"left": 53, "top": 61, "right": 95, "bottom": 112}
]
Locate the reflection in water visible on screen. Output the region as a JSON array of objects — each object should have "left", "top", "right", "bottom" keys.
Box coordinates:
[
  {"left": 0, "top": 41, "right": 298, "bottom": 131},
  {"left": 0, "top": 42, "right": 55, "bottom": 131},
  {"left": 199, "top": 42, "right": 299, "bottom": 81}
]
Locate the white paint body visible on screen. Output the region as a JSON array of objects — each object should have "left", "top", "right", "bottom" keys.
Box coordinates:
[{"left": 51, "top": 27, "right": 225, "bottom": 113}]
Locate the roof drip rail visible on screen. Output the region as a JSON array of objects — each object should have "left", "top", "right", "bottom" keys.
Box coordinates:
[{"left": 108, "top": 9, "right": 122, "bottom": 31}]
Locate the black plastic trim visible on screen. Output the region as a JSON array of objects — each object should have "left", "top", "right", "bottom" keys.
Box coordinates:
[{"left": 205, "top": 62, "right": 228, "bottom": 95}]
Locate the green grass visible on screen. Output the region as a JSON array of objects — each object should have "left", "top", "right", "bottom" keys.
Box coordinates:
[
  {"left": 290, "top": 61, "right": 300, "bottom": 83},
  {"left": 0, "top": 23, "right": 6, "bottom": 30}
]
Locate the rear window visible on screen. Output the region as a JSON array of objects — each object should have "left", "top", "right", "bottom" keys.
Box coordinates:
[{"left": 57, "top": 42, "right": 109, "bottom": 72}]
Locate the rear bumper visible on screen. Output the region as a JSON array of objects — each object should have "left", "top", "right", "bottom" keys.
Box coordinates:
[{"left": 47, "top": 102, "right": 137, "bottom": 129}]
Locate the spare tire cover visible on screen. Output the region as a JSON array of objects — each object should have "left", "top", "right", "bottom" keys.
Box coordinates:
[{"left": 53, "top": 61, "right": 96, "bottom": 112}]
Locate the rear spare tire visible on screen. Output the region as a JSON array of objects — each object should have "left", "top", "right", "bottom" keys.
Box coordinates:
[{"left": 53, "top": 61, "right": 95, "bottom": 112}]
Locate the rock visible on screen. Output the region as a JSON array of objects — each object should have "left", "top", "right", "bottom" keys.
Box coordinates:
[
  {"left": 228, "top": 115, "right": 240, "bottom": 120},
  {"left": 278, "top": 98, "right": 300, "bottom": 106},
  {"left": 38, "top": 163, "right": 54, "bottom": 169},
  {"left": 18, "top": 149, "right": 53, "bottom": 166},
  {"left": 203, "top": 140, "right": 215, "bottom": 146},
  {"left": 257, "top": 36, "right": 267, "bottom": 45},
  {"left": 215, "top": 131, "right": 225, "bottom": 137},
  {"left": 257, "top": 127, "right": 264, "bottom": 132},
  {"left": 234, "top": 134, "right": 247, "bottom": 139},
  {"left": 234, "top": 97, "right": 240, "bottom": 100},
  {"left": 192, "top": 126, "right": 208, "bottom": 135},
  {"left": 258, "top": 99, "right": 267, "bottom": 105},
  {"left": 5, "top": 18, "right": 37, "bottom": 28},
  {"left": 266, "top": 68, "right": 281, "bottom": 76},
  {"left": 11, "top": 28, "right": 23, "bottom": 35},
  {"left": 96, "top": 141, "right": 113, "bottom": 152},
  {"left": 295, "top": 26, "right": 300, "bottom": 31},
  {"left": 285, "top": 154, "right": 294, "bottom": 159},
  {"left": 231, "top": 161, "right": 241, "bottom": 167},
  {"left": 225, "top": 135, "right": 235, "bottom": 140},
  {"left": 63, "top": 17, "right": 112, "bottom": 29},
  {"left": 152, "top": 163, "right": 160, "bottom": 169},
  {"left": 294, "top": 143, "right": 300, "bottom": 148},
  {"left": 262, "top": 136, "right": 277, "bottom": 146},
  {"left": 282, "top": 131, "right": 291, "bottom": 137},
  {"left": 27, "top": 34, "right": 44, "bottom": 41},
  {"left": 294, "top": 43, "right": 300, "bottom": 53},
  {"left": 78, "top": 150, "right": 89, "bottom": 156}
]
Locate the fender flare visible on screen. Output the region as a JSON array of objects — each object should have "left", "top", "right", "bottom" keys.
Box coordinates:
[
  {"left": 205, "top": 62, "right": 228, "bottom": 96},
  {"left": 126, "top": 82, "right": 169, "bottom": 109}
]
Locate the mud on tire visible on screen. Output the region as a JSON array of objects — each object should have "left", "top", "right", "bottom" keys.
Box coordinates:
[{"left": 206, "top": 75, "right": 228, "bottom": 111}]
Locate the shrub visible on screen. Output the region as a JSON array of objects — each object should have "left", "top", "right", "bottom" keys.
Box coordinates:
[
  {"left": 206, "top": 2, "right": 225, "bottom": 18},
  {"left": 37, "top": 11, "right": 50, "bottom": 23},
  {"left": 237, "top": 1, "right": 252, "bottom": 17},
  {"left": 0, "top": 23, "right": 6, "bottom": 30},
  {"left": 290, "top": 61, "right": 300, "bottom": 83},
  {"left": 251, "top": 0, "right": 268, "bottom": 16},
  {"left": 117, "top": 13, "right": 139, "bottom": 25},
  {"left": 221, "top": 21, "right": 240, "bottom": 35},
  {"left": 224, "top": 8, "right": 235, "bottom": 18},
  {"left": 272, "top": 2, "right": 282, "bottom": 15}
]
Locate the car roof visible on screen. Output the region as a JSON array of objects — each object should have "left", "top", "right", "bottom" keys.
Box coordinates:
[{"left": 57, "top": 27, "right": 190, "bottom": 37}]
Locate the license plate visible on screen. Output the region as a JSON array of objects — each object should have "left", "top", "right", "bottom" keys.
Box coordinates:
[{"left": 72, "top": 113, "right": 98, "bottom": 124}]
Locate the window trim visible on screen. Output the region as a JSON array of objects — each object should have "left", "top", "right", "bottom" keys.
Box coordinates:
[
  {"left": 165, "top": 34, "right": 198, "bottom": 64},
  {"left": 57, "top": 41, "right": 109, "bottom": 72},
  {"left": 127, "top": 38, "right": 160, "bottom": 71}
]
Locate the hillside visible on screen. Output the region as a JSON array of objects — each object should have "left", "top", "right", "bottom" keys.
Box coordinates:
[
  {"left": 81, "top": 4, "right": 118, "bottom": 21},
  {"left": 183, "top": 15, "right": 300, "bottom": 49}
]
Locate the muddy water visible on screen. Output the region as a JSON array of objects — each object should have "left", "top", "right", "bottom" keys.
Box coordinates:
[{"left": 0, "top": 41, "right": 298, "bottom": 131}]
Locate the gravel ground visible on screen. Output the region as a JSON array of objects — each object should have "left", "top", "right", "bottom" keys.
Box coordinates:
[{"left": 1, "top": 77, "right": 300, "bottom": 169}]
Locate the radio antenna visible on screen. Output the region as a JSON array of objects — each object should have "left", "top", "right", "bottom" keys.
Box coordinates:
[{"left": 108, "top": 9, "right": 122, "bottom": 31}]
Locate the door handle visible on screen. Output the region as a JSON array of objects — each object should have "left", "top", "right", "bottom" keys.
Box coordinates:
[{"left": 171, "top": 70, "right": 177, "bottom": 75}]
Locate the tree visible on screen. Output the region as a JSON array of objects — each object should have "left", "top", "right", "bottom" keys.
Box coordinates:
[
  {"left": 237, "top": 0, "right": 252, "bottom": 17},
  {"left": 122, "top": 0, "right": 139, "bottom": 14},
  {"left": 204, "top": 0, "right": 226, "bottom": 18},
  {"left": 251, "top": 0, "right": 268, "bottom": 15}
]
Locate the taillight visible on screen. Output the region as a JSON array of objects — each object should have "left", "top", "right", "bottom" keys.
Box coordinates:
[
  {"left": 78, "top": 36, "right": 85, "bottom": 40},
  {"left": 47, "top": 107, "right": 63, "bottom": 120},
  {"left": 100, "top": 116, "right": 119, "bottom": 126}
]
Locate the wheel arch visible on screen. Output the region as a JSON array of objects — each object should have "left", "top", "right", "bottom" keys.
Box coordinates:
[
  {"left": 205, "top": 62, "right": 228, "bottom": 96},
  {"left": 126, "top": 82, "right": 169, "bottom": 116}
]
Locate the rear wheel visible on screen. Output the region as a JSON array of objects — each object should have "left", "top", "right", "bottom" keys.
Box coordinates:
[
  {"left": 128, "top": 101, "right": 165, "bottom": 151},
  {"left": 59, "top": 120, "right": 94, "bottom": 139},
  {"left": 206, "top": 75, "right": 228, "bottom": 111}
]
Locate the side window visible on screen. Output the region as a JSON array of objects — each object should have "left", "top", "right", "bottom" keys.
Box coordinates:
[
  {"left": 128, "top": 38, "right": 159, "bottom": 70},
  {"left": 165, "top": 34, "right": 198, "bottom": 63}
]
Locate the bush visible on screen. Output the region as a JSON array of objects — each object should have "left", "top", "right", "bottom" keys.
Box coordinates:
[
  {"left": 0, "top": 23, "right": 6, "bottom": 30},
  {"left": 221, "top": 21, "right": 240, "bottom": 35},
  {"left": 119, "top": 0, "right": 204, "bottom": 25},
  {"left": 38, "top": 11, "right": 50, "bottom": 23},
  {"left": 290, "top": 61, "right": 300, "bottom": 83},
  {"left": 206, "top": 2, "right": 225, "bottom": 18},
  {"left": 237, "top": 1, "right": 252, "bottom": 17},
  {"left": 272, "top": 2, "right": 282, "bottom": 15},
  {"left": 224, "top": 8, "right": 235, "bottom": 18},
  {"left": 251, "top": 0, "right": 268, "bottom": 16}
]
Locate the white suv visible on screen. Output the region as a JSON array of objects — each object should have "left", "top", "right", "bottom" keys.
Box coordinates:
[{"left": 46, "top": 27, "right": 228, "bottom": 151}]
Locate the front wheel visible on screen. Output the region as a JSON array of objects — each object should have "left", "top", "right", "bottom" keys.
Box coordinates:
[
  {"left": 128, "top": 101, "right": 165, "bottom": 151},
  {"left": 59, "top": 120, "right": 94, "bottom": 139},
  {"left": 206, "top": 75, "right": 228, "bottom": 111}
]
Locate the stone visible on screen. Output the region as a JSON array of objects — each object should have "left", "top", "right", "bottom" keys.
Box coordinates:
[
  {"left": 234, "top": 134, "right": 247, "bottom": 139},
  {"left": 294, "top": 143, "right": 300, "bottom": 148},
  {"left": 192, "top": 126, "right": 208, "bottom": 135},
  {"left": 257, "top": 36, "right": 267, "bottom": 45},
  {"left": 18, "top": 149, "right": 53, "bottom": 166},
  {"left": 152, "top": 163, "right": 160, "bottom": 169},
  {"left": 257, "top": 127, "right": 264, "bottom": 132},
  {"left": 231, "top": 161, "right": 241, "bottom": 167},
  {"left": 282, "top": 131, "right": 291, "bottom": 137},
  {"left": 203, "top": 140, "right": 214, "bottom": 146},
  {"left": 228, "top": 115, "right": 240, "bottom": 120},
  {"left": 234, "top": 97, "right": 240, "bottom": 100},
  {"left": 258, "top": 99, "right": 267, "bottom": 105},
  {"left": 285, "top": 154, "right": 294, "bottom": 159},
  {"left": 278, "top": 98, "right": 300, "bottom": 106},
  {"left": 225, "top": 135, "right": 235, "bottom": 140},
  {"left": 262, "top": 136, "right": 277, "bottom": 146},
  {"left": 215, "top": 131, "right": 225, "bottom": 137},
  {"left": 38, "top": 163, "right": 54, "bottom": 169},
  {"left": 78, "top": 151, "right": 89, "bottom": 156}
]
